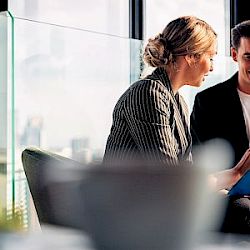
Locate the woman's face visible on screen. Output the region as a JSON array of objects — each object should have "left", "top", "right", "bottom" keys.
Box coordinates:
[{"left": 186, "top": 46, "right": 217, "bottom": 87}]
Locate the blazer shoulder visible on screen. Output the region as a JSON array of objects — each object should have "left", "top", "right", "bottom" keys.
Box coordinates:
[
  {"left": 129, "top": 78, "right": 171, "bottom": 96},
  {"left": 121, "top": 78, "right": 172, "bottom": 109}
]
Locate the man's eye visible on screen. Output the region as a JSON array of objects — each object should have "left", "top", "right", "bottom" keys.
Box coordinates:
[{"left": 244, "top": 55, "right": 250, "bottom": 60}]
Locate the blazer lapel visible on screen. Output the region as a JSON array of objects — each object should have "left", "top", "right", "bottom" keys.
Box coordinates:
[
  {"left": 168, "top": 93, "right": 190, "bottom": 156},
  {"left": 150, "top": 68, "right": 191, "bottom": 157}
]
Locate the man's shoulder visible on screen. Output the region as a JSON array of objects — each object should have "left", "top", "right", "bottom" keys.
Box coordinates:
[
  {"left": 196, "top": 73, "right": 238, "bottom": 99},
  {"left": 197, "top": 81, "right": 227, "bottom": 99}
]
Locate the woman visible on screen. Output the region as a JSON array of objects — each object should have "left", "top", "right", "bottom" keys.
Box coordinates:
[{"left": 103, "top": 16, "right": 250, "bottom": 192}]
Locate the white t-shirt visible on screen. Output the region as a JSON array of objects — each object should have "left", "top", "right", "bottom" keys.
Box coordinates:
[{"left": 237, "top": 89, "right": 250, "bottom": 146}]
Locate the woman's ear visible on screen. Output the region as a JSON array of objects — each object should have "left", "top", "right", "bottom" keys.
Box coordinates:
[
  {"left": 184, "top": 54, "right": 196, "bottom": 67},
  {"left": 231, "top": 47, "right": 238, "bottom": 62}
]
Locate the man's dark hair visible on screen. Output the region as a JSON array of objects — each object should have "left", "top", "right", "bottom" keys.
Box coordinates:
[{"left": 231, "top": 20, "right": 250, "bottom": 50}]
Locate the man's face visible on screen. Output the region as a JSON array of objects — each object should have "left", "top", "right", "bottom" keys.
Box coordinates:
[{"left": 231, "top": 37, "right": 250, "bottom": 87}]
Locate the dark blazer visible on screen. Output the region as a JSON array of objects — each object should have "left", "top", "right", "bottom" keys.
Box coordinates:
[
  {"left": 191, "top": 72, "right": 249, "bottom": 167},
  {"left": 103, "top": 67, "right": 192, "bottom": 165}
]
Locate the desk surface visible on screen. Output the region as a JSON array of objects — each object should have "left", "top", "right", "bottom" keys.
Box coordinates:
[
  {"left": 1, "top": 225, "right": 250, "bottom": 250},
  {"left": 0, "top": 226, "right": 94, "bottom": 250}
]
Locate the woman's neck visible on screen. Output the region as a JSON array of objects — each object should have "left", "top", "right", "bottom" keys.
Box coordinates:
[{"left": 165, "top": 66, "right": 185, "bottom": 94}]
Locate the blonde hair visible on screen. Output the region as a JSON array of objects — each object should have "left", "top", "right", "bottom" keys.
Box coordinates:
[{"left": 143, "top": 16, "right": 217, "bottom": 68}]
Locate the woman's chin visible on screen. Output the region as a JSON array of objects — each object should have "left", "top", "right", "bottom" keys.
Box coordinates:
[{"left": 187, "top": 81, "right": 202, "bottom": 88}]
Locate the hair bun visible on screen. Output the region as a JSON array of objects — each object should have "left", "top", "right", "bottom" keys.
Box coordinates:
[
  {"left": 158, "top": 34, "right": 172, "bottom": 51},
  {"left": 143, "top": 34, "right": 173, "bottom": 68}
]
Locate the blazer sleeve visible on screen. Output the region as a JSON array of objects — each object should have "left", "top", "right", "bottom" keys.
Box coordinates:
[{"left": 123, "top": 80, "right": 179, "bottom": 165}]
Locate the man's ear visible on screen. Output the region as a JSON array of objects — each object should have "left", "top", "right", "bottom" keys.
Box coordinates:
[{"left": 231, "top": 47, "right": 238, "bottom": 62}]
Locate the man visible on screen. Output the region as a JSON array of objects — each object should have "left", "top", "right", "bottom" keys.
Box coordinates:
[
  {"left": 191, "top": 20, "right": 250, "bottom": 234},
  {"left": 191, "top": 20, "right": 250, "bottom": 167}
]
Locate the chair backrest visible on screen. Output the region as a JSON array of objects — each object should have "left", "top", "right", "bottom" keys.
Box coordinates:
[{"left": 21, "top": 147, "right": 87, "bottom": 229}]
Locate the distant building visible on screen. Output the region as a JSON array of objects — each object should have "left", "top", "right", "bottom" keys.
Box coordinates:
[
  {"left": 20, "top": 117, "right": 44, "bottom": 147},
  {"left": 71, "top": 137, "right": 92, "bottom": 164}
]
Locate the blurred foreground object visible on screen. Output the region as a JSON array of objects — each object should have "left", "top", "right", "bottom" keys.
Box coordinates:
[{"left": 21, "top": 147, "right": 226, "bottom": 250}]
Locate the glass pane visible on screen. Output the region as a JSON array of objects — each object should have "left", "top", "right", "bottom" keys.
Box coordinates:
[
  {"left": 0, "top": 11, "right": 14, "bottom": 223},
  {"left": 15, "top": 19, "right": 130, "bottom": 159},
  {"left": 13, "top": 18, "right": 141, "bottom": 228},
  {"left": 9, "top": 0, "right": 129, "bottom": 37},
  {"left": 130, "top": 39, "right": 143, "bottom": 83}
]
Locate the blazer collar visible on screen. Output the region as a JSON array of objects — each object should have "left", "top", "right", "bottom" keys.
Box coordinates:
[
  {"left": 226, "top": 71, "right": 238, "bottom": 89},
  {"left": 147, "top": 67, "right": 174, "bottom": 93},
  {"left": 225, "top": 72, "right": 242, "bottom": 102}
]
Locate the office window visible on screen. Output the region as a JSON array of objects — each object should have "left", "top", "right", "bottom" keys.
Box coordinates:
[
  {"left": 9, "top": 0, "right": 129, "bottom": 37},
  {"left": 15, "top": 20, "right": 131, "bottom": 163},
  {"left": 0, "top": 0, "right": 140, "bottom": 228},
  {"left": 0, "top": 12, "right": 14, "bottom": 223},
  {"left": 145, "top": 0, "right": 226, "bottom": 55}
]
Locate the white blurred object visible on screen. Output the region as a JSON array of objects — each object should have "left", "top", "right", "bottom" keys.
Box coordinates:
[
  {"left": 193, "top": 138, "right": 234, "bottom": 172},
  {"left": 192, "top": 139, "right": 234, "bottom": 234}
]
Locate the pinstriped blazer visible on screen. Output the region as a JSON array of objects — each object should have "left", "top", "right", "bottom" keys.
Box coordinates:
[{"left": 103, "top": 67, "right": 192, "bottom": 165}]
